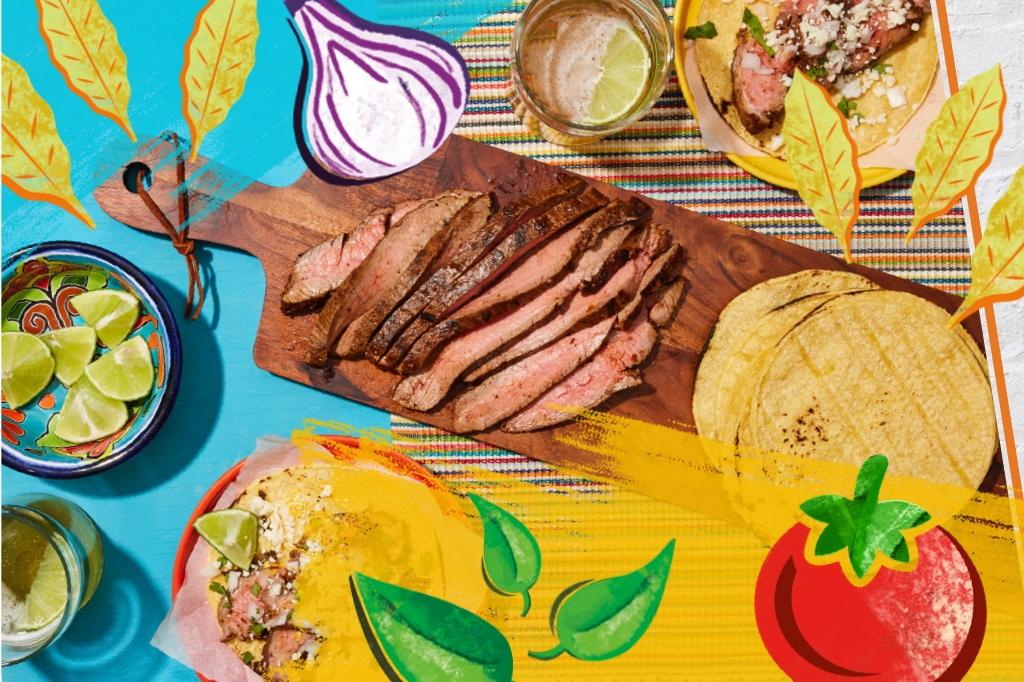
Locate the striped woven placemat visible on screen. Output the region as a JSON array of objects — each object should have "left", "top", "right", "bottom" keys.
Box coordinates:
[{"left": 391, "top": 0, "right": 973, "bottom": 487}]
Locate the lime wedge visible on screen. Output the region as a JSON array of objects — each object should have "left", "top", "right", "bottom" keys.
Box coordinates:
[
  {"left": 41, "top": 327, "right": 97, "bottom": 387},
  {"left": 14, "top": 542, "right": 68, "bottom": 631},
  {"left": 54, "top": 378, "right": 128, "bottom": 444},
  {"left": 70, "top": 290, "right": 139, "bottom": 348},
  {"left": 2, "top": 332, "right": 55, "bottom": 410},
  {"left": 584, "top": 26, "right": 651, "bottom": 126},
  {"left": 193, "top": 509, "right": 259, "bottom": 569},
  {"left": 84, "top": 336, "right": 153, "bottom": 401}
]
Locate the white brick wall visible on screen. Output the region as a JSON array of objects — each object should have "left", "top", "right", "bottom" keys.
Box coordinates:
[{"left": 947, "top": 0, "right": 1023, "bottom": 477}]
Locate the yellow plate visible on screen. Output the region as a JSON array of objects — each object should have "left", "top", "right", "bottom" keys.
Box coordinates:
[{"left": 673, "top": 0, "right": 907, "bottom": 190}]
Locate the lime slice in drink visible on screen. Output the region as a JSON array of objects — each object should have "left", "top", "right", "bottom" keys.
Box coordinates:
[
  {"left": 14, "top": 543, "right": 68, "bottom": 632},
  {"left": 84, "top": 336, "right": 153, "bottom": 401},
  {"left": 584, "top": 26, "right": 651, "bottom": 126},
  {"left": 193, "top": 509, "right": 259, "bottom": 569},
  {"left": 70, "top": 290, "right": 139, "bottom": 348},
  {"left": 41, "top": 327, "right": 97, "bottom": 387},
  {"left": 2, "top": 332, "right": 55, "bottom": 410},
  {"left": 54, "top": 378, "right": 128, "bottom": 444}
]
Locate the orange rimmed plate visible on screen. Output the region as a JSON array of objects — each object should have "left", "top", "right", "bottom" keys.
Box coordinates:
[{"left": 672, "top": 0, "right": 907, "bottom": 190}]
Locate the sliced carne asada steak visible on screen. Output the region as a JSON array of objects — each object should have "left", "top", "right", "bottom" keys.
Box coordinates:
[
  {"left": 216, "top": 568, "right": 296, "bottom": 641},
  {"left": 502, "top": 274, "right": 685, "bottom": 433},
  {"left": 391, "top": 224, "right": 637, "bottom": 412},
  {"left": 615, "top": 242, "right": 685, "bottom": 326},
  {"left": 452, "top": 315, "right": 616, "bottom": 433},
  {"left": 261, "top": 626, "right": 319, "bottom": 669},
  {"left": 303, "top": 190, "right": 478, "bottom": 367},
  {"left": 395, "top": 187, "right": 610, "bottom": 373},
  {"left": 731, "top": 28, "right": 800, "bottom": 135},
  {"left": 465, "top": 225, "right": 672, "bottom": 382},
  {"left": 368, "top": 178, "right": 585, "bottom": 364},
  {"left": 502, "top": 320, "right": 658, "bottom": 433},
  {"left": 390, "top": 199, "right": 641, "bottom": 371},
  {"left": 280, "top": 207, "right": 390, "bottom": 315},
  {"left": 840, "top": 0, "right": 932, "bottom": 74},
  {"left": 337, "top": 194, "right": 493, "bottom": 358}
]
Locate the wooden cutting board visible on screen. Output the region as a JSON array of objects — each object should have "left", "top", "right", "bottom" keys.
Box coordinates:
[{"left": 93, "top": 133, "right": 1004, "bottom": 492}]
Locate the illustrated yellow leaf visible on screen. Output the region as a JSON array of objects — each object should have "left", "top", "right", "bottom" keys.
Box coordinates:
[
  {"left": 36, "top": 0, "right": 136, "bottom": 142},
  {"left": 949, "top": 164, "right": 1024, "bottom": 327},
  {"left": 181, "top": 0, "right": 259, "bottom": 162},
  {"left": 908, "top": 65, "right": 1005, "bottom": 241},
  {"left": 783, "top": 71, "right": 862, "bottom": 263},
  {"left": 1, "top": 54, "right": 94, "bottom": 228}
]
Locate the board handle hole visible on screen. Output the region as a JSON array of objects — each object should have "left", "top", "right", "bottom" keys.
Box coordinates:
[{"left": 122, "top": 162, "right": 153, "bottom": 194}]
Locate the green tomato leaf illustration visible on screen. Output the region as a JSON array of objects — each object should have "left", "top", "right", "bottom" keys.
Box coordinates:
[
  {"left": 351, "top": 573, "right": 513, "bottom": 682},
  {"left": 530, "top": 538, "right": 675, "bottom": 661},
  {"left": 469, "top": 493, "right": 542, "bottom": 616}
]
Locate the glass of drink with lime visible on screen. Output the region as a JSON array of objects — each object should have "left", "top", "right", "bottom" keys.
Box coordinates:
[
  {"left": 509, "top": 0, "right": 673, "bottom": 145},
  {"left": 1, "top": 494, "right": 103, "bottom": 665}
]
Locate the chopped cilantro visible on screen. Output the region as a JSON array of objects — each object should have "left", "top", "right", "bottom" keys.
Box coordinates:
[
  {"left": 872, "top": 63, "right": 891, "bottom": 74},
  {"left": 241, "top": 652, "right": 254, "bottom": 665},
  {"left": 250, "top": 620, "right": 266, "bottom": 636},
  {"left": 209, "top": 581, "right": 231, "bottom": 607},
  {"left": 251, "top": 583, "right": 262, "bottom": 596},
  {"left": 837, "top": 97, "right": 858, "bottom": 119},
  {"left": 742, "top": 8, "right": 775, "bottom": 57},
  {"left": 684, "top": 21, "right": 718, "bottom": 40},
  {"left": 806, "top": 64, "right": 828, "bottom": 80},
  {"left": 217, "top": 554, "right": 229, "bottom": 568}
]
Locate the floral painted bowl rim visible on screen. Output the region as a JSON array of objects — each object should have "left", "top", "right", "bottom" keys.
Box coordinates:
[{"left": 2, "top": 241, "right": 182, "bottom": 478}]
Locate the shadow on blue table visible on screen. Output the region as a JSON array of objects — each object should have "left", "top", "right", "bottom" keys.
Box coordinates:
[
  {"left": 61, "top": 272, "right": 224, "bottom": 497},
  {"left": 28, "top": 532, "right": 172, "bottom": 680}
]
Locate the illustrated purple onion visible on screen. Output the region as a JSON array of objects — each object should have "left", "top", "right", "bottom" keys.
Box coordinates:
[{"left": 286, "top": 0, "right": 469, "bottom": 181}]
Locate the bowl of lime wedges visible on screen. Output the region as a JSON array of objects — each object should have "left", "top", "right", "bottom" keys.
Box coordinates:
[{"left": 1, "top": 242, "right": 181, "bottom": 478}]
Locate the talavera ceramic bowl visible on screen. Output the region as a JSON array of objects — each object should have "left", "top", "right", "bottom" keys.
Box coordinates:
[{"left": 2, "top": 241, "right": 181, "bottom": 478}]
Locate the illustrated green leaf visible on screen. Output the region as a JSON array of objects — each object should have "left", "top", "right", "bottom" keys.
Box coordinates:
[
  {"left": 469, "top": 493, "right": 542, "bottom": 616},
  {"left": 530, "top": 539, "right": 675, "bottom": 662},
  {"left": 799, "top": 455, "right": 931, "bottom": 579},
  {"left": 351, "top": 573, "right": 513, "bottom": 682},
  {"left": 949, "top": 163, "right": 1024, "bottom": 327},
  {"left": 181, "top": 0, "right": 259, "bottom": 161}
]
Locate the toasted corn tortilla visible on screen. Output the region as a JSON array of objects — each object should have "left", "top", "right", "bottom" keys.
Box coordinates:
[
  {"left": 693, "top": 269, "right": 879, "bottom": 464},
  {"left": 693, "top": 0, "right": 939, "bottom": 157},
  {"left": 739, "top": 290, "right": 995, "bottom": 498},
  {"left": 211, "top": 460, "right": 486, "bottom": 680}
]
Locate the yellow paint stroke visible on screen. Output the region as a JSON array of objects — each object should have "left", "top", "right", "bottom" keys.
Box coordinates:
[
  {"left": 288, "top": 419, "right": 1024, "bottom": 678},
  {"left": 1, "top": 54, "right": 94, "bottom": 227},
  {"left": 908, "top": 65, "right": 1006, "bottom": 241},
  {"left": 950, "top": 163, "right": 1024, "bottom": 327},
  {"left": 181, "top": 0, "right": 259, "bottom": 162},
  {"left": 784, "top": 70, "right": 862, "bottom": 262},
  {"left": 36, "top": 0, "right": 136, "bottom": 141}
]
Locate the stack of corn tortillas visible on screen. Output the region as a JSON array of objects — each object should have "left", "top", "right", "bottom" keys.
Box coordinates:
[{"left": 693, "top": 270, "right": 997, "bottom": 533}]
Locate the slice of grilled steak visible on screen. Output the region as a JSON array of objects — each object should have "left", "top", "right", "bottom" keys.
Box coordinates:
[
  {"left": 368, "top": 178, "right": 585, "bottom": 364},
  {"left": 304, "top": 191, "right": 477, "bottom": 367},
  {"left": 502, "top": 321, "right": 657, "bottom": 433},
  {"left": 391, "top": 224, "right": 637, "bottom": 412},
  {"left": 452, "top": 315, "right": 616, "bottom": 433},
  {"left": 502, "top": 272, "right": 686, "bottom": 433},
  {"left": 395, "top": 188, "right": 610, "bottom": 373},
  {"left": 261, "top": 626, "right": 318, "bottom": 669},
  {"left": 732, "top": 28, "right": 800, "bottom": 135},
  {"left": 336, "top": 193, "right": 492, "bottom": 358},
  {"left": 280, "top": 208, "right": 390, "bottom": 315},
  {"left": 615, "top": 242, "right": 685, "bottom": 326},
  {"left": 841, "top": 0, "right": 932, "bottom": 74},
  {"left": 465, "top": 225, "right": 671, "bottom": 382}
]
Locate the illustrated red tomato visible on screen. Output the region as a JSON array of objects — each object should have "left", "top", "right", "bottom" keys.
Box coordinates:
[{"left": 755, "top": 523, "right": 986, "bottom": 681}]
